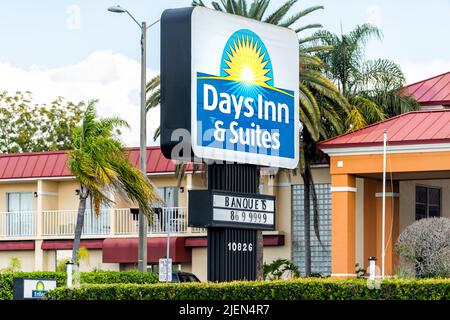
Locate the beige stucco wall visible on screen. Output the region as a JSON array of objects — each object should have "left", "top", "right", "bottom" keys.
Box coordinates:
[
  {"left": 40, "top": 181, "right": 59, "bottom": 210},
  {"left": 78, "top": 249, "right": 119, "bottom": 271},
  {"left": 0, "top": 251, "right": 35, "bottom": 272},
  {"left": 399, "top": 179, "right": 450, "bottom": 232},
  {"left": 43, "top": 250, "right": 56, "bottom": 271},
  {"left": 191, "top": 247, "right": 207, "bottom": 282},
  {"left": 57, "top": 180, "right": 79, "bottom": 210}
]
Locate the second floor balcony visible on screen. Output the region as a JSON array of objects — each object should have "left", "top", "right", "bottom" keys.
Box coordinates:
[{"left": 0, "top": 207, "right": 206, "bottom": 240}]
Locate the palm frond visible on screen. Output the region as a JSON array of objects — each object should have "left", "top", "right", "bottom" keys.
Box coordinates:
[
  {"left": 264, "top": 0, "right": 297, "bottom": 25},
  {"left": 295, "top": 23, "right": 322, "bottom": 33},
  {"left": 281, "top": 5, "right": 324, "bottom": 28}
]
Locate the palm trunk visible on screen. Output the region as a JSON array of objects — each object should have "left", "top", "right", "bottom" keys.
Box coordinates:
[
  {"left": 72, "top": 193, "right": 87, "bottom": 263},
  {"left": 256, "top": 230, "right": 264, "bottom": 280},
  {"left": 304, "top": 174, "right": 311, "bottom": 277},
  {"left": 256, "top": 168, "right": 263, "bottom": 280}
]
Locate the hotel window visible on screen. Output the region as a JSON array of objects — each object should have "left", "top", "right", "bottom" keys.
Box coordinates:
[
  {"left": 6, "top": 192, "right": 33, "bottom": 236},
  {"left": 154, "top": 187, "right": 179, "bottom": 207},
  {"left": 415, "top": 186, "right": 440, "bottom": 220},
  {"left": 292, "top": 184, "right": 331, "bottom": 276},
  {"left": 153, "top": 187, "right": 180, "bottom": 233}
]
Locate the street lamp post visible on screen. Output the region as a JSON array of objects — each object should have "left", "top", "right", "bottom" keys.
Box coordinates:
[{"left": 108, "top": 5, "right": 158, "bottom": 273}]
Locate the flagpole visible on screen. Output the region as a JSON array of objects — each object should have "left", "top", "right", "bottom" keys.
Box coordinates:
[{"left": 382, "top": 129, "right": 387, "bottom": 279}]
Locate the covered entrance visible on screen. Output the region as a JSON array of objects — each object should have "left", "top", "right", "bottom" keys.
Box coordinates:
[{"left": 320, "top": 109, "right": 450, "bottom": 277}]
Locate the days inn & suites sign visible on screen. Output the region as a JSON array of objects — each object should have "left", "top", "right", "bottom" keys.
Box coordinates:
[{"left": 161, "top": 6, "right": 299, "bottom": 169}]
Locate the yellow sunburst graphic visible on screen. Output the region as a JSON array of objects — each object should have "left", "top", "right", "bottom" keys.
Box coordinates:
[
  {"left": 222, "top": 35, "right": 272, "bottom": 87},
  {"left": 36, "top": 281, "right": 45, "bottom": 290}
]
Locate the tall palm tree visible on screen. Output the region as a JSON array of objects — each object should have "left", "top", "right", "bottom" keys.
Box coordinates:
[
  {"left": 147, "top": 0, "right": 349, "bottom": 277},
  {"left": 67, "top": 100, "right": 159, "bottom": 264},
  {"left": 314, "top": 24, "right": 418, "bottom": 130}
]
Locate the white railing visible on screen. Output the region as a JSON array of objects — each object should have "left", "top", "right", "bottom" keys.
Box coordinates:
[
  {"left": 39, "top": 207, "right": 205, "bottom": 238},
  {"left": 42, "top": 209, "right": 111, "bottom": 236},
  {"left": 0, "top": 208, "right": 206, "bottom": 240},
  {"left": 113, "top": 207, "right": 201, "bottom": 235},
  {"left": 0, "top": 211, "right": 36, "bottom": 238}
]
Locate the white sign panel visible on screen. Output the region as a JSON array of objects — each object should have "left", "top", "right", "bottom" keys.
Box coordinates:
[
  {"left": 191, "top": 7, "right": 299, "bottom": 169},
  {"left": 23, "top": 279, "right": 57, "bottom": 299},
  {"left": 159, "top": 258, "right": 172, "bottom": 282},
  {"left": 213, "top": 194, "right": 275, "bottom": 227}
]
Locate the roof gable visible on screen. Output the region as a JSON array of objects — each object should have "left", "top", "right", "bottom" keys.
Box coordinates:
[
  {"left": 319, "top": 109, "right": 450, "bottom": 150},
  {"left": 402, "top": 71, "right": 450, "bottom": 106}
]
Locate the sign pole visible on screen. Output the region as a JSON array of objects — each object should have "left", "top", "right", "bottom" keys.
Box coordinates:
[
  {"left": 138, "top": 20, "right": 148, "bottom": 273},
  {"left": 382, "top": 129, "right": 387, "bottom": 279},
  {"left": 166, "top": 207, "right": 170, "bottom": 283},
  {"left": 207, "top": 164, "right": 259, "bottom": 282}
]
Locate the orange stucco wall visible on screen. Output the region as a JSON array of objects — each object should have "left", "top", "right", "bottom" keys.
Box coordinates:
[
  {"left": 330, "top": 151, "right": 450, "bottom": 175},
  {"left": 331, "top": 174, "right": 356, "bottom": 277}
]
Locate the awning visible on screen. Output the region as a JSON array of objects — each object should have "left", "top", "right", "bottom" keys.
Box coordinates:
[
  {"left": 102, "top": 237, "right": 191, "bottom": 264},
  {"left": 0, "top": 241, "right": 34, "bottom": 251},
  {"left": 41, "top": 239, "right": 103, "bottom": 250}
]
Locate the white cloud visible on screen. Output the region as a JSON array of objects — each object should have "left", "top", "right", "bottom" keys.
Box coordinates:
[
  {"left": 399, "top": 58, "right": 450, "bottom": 84},
  {"left": 366, "top": 5, "right": 382, "bottom": 28},
  {"left": 0, "top": 50, "right": 160, "bottom": 147}
]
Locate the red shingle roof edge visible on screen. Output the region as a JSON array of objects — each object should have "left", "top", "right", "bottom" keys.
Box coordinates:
[
  {"left": 319, "top": 109, "right": 450, "bottom": 149},
  {"left": 0, "top": 146, "right": 198, "bottom": 180}
]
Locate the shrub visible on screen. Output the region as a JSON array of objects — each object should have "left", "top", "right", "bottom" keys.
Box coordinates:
[
  {"left": 0, "top": 271, "right": 158, "bottom": 300},
  {"left": 0, "top": 257, "right": 22, "bottom": 273},
  {"left": 396, "top": 217, "right": 450, "bottom": 278},
  {"left": 263, "top": 259, "right": 300, "bottom": 280},
  {"left": 46, "top": 278, "right": 450, "bottom": 300}
]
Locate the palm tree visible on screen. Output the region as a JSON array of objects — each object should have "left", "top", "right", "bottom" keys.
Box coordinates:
[
  {"left": 147, "top": 0, "right": 349, "bottom": 277},
  {"left": 67, "top": 100, "right": 159, "bottom": 264},
  {"left": 314, "top": 24, "right": 418, "bottom": 130}
]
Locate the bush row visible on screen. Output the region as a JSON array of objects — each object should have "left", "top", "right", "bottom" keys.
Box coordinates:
[
  {"left": 0, "top": 271, "right": 158, "bottom": 300},
  {"left": 47, "top": 278, "right": 450, "bottom": 300}
]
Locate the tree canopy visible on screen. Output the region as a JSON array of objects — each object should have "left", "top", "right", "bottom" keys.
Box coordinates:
[{"left": 0, "top": 91, "right": 83, "bottom": 153}]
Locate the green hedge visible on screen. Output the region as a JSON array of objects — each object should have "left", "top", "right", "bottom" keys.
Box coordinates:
[
  {"left": 0, "top": 271, "right": 158, "bottom": 300},
  {"left": 47, "top": 278, "right": 450, "bottom": 300}
]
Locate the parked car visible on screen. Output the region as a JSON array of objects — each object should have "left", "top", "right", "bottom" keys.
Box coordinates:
[{"left": 156, "top": 271, "right": 201, "bottom": 283}]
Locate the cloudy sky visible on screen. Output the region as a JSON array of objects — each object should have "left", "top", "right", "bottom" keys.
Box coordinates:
[{"left": 0, "top": 0, "right": 449, "bottom": 147}]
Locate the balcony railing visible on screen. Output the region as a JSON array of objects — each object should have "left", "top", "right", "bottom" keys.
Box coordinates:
[
  {"left": 0, "top": 211, "right": 36, "bottom": 238},
  {"left": 0, "top": 208, "right": 206, "bottom": 240}
]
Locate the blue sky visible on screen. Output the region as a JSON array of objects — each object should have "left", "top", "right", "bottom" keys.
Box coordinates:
[{"left": 0, "top": 0, "right": 449, "bottom": 146}]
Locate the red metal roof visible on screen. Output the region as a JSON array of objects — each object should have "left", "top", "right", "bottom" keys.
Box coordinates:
[
  {"left": 319, "top": 109, "right": 450, "bottom": 149},
  {"left": 0, "top": 146, "right": 191, "bottom": 180},
  {"left": 402, "top": 71, "right": 450, "bottom": 106}
]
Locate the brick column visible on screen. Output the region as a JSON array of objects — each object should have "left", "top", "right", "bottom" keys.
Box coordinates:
[{"left": 331, "top": 174, "right": 356, "bottom": 278}]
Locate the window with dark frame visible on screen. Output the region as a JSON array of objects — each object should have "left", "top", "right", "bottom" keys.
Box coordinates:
[{"left": 415, "top": 186, "right": 441, "bottom": 220}]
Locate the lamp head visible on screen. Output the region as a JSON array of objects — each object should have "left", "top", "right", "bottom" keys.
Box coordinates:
[{"left": 108, "top": 5, "right": 127, "bottom": 13}]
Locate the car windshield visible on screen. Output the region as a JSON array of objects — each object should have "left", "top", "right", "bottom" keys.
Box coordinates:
[{"left": 178, "top": 274, "right": 199, "bottom": 282}]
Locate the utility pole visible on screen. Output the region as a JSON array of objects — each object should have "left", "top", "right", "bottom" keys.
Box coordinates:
[
  {"left": 108, "top": 5, "right": 160, "bottom": 273},
  {"left": 138, "top": 21, "right": 148, "bottom": 273}
]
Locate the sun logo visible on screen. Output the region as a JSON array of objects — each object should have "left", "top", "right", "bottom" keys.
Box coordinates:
[
  {"left": 220, "top": 29, "right": 273, "bottom": 88},
  {"left": 35, "top": 281, "right": 45, "bottom": 291},
  {"left": 197, "top": 28, "right": 292, "bottom": 102}
]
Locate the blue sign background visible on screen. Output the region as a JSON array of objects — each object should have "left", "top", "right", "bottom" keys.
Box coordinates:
[{"left": 197, "top": 72, "right": 295, "bottom": 159}]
